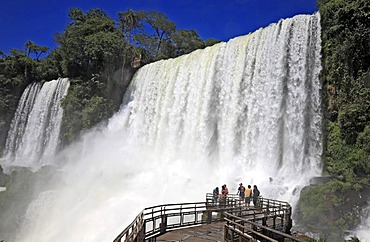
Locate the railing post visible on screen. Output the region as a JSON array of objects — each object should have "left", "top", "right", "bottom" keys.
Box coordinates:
[
  {"left": 207, "top": 210, "right": 212, "bottom": 224},
  {"left": 160, "top": 214, "right": 167, "bottom": 234},
  {"left": 262, "top": 216, "right": 267, "bottom": 226},
  {"left": 195, "top": 204, "right": 198, "bottom": 223},
  {"left": 160, "top": 207, "right": 167, "bottom": 234},
  {"left": 284, "top": 206, "right": 292, "bottom": 233}
]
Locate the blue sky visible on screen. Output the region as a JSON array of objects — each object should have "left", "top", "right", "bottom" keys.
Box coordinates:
[{"left": 0, "top": 0, "right": 318, "bottom": 55}]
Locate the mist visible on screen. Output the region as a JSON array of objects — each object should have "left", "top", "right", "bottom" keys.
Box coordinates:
[{"left": 352, "top": 203, "right": 370, "bottom": 241}]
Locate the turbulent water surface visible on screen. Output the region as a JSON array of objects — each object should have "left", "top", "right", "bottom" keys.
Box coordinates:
[{"left": 3, "top": 13, "right": 337, "bottom": 241}]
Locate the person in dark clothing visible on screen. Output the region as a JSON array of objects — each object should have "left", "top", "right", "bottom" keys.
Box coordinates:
[
  {"left": 212, "top": 187, "right": 219, "bottom": 205},
  {"left": 252, "top": 185, "right": 260, "bottom": 207},
  {"left": 237, "top": 183, "right": 246, "bottom": 201}
]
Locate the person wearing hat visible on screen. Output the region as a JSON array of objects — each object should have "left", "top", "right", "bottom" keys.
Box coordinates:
[{"left": 237, "top": 183, "right": 246, "bottom": 203}]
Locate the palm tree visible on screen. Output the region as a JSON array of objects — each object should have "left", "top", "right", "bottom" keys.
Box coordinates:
[{"left": 118, "top": 9, "right": 142, "bottom": 44}]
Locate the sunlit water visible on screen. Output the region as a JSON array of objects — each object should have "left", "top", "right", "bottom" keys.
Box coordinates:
[
  {"left": 1, "top": 78, "right": 70, "bottom": 172},
  {"left": 12, "top": 13, "right": 326, "bottom": 241}
]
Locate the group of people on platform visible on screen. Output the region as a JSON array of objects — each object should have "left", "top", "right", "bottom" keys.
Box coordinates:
[
  {"left": 237, "top": 183, "right": 260, "bottom": 208},
  {"left": 212, "top": 183, "right": 260, "bottom": 208}
]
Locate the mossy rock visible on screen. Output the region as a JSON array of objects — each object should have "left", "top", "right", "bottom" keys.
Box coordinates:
[{"left": 295, "top": 181, "right": 369, "bottom": 241}]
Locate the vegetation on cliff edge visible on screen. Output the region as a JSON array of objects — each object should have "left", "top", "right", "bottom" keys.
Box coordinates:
[{"left": 296, "top": 0, "right": 370, "bottom": 240}]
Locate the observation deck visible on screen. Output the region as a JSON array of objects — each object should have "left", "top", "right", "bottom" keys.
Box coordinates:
[{"left": 114, "top": 194, "right": 310, "bottom": 242}]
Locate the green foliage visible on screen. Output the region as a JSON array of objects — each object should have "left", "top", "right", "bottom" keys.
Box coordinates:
[
  {"left": 118, "top": 9, "right": 143, "bottom": 45},
  {"left": 140, "top": 10, "right": 177, "bottom": 58},
  {"left": 60, "top": 77, "right": 116, "bottom": 144},
  {"left": 24, "top": 40, "right": 49, "bottom": 60},
  {"left": 35, "top": 49, "right": 62, "bottom": 81},
  {"left": 118, "top": 9, "right": 211, "bottom": 61},
  {"left": 205, "top": 38, "right": 222, "bottom": 47},
  {"left": 338, "top": 103, "right": 370, "bottom": 144},
  {"left": 171, "top": 30, "right": 205, "bottom": 56},
  {"left": 81, "top": 96, "right": 113, "bottom": 128},
  {"left": 324, "top": 122, "right": 369, "bottom": 184},
  {"left": 0, "top": 167, "right": 61, "bottom": 241},
  {"left": 297, "top": 181, "right": 361, "bottom": 241},
  {"left": 319, "top": 0, "right": 370, "bottom": 193},
  {"left": 357, "top": 125, "right": 370, "bottom": 153},
  {"left": 320, "top": 0, "right": 370, "bottom": 119},
  {"left": 60, "top": 83, "right": 84, "bottom": 144},
  {"left": 56, "top": 8, "right": 126, "bottom": 79}
]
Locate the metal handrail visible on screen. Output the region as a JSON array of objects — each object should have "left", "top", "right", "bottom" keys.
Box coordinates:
[
  {"left": 224, "top": 211, "right": 304, "bottom": 242},
  {"left": 113, "top": 210, "right": 144, "bottom": 242},
  {"left": 113, "top": 195, "right": 292, "bottom": 242}
]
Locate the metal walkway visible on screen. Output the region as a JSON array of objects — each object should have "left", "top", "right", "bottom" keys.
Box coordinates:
[
  {"left": 113, "top": 194, "right": 307, "bottom": 242},
  {"left": 156, "top": 222, "right": 224, "bottom": 241}
]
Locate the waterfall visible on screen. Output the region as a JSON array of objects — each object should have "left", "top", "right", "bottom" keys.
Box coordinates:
[
  {"left": 121, "top": 12, "right": 322, "bottom": 201},
  {"left": 1, "top": 78, "right": 70, "bottom": 172},
  {"left": 15, "top": 13, "right": 322, "bottom": 242}
]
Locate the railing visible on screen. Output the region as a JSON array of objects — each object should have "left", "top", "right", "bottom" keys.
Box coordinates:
[
  {"left": 222, "top": 196, "right": 301, "bottom": 242},
  {"left": 224, "top": 212, "right": 304, "bottom": 242},
  {"left": 113, "top": 194, "right": 294, "bottom": 242},
  {"left": 113, "top": 194, "right": 243, "bottom": 242},
  {"left": 114, "top": 212, "right": 145, "bottom": 242}
]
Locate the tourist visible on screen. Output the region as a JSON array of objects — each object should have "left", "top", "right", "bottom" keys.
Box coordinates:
[
  {"left": 245, "top": 185, "right": 252, "bottom": 208},
  {"left": 252, "top": 185, "right": 260, "bottom": 208},
  {"left": 212, "top": 187, "right": 219, "bottom": 205},
  {"left": 237, "top": 183, "right": 246, "bottom": 203},
  {"left": 221, "top": 184, "right": 229, "bottom": 199},
  {"left": 219, "top": 185, "right": 227, "bottom": 207}
]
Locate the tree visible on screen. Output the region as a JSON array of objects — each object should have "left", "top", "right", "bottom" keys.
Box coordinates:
[
  {"left": 118, "top": 9, "right": 143, "bottom": 45},
  {"left": 56, "top": 8, "right": 125, "bottom": 78},
  {"left": 120, "top": 9, "right": 210, "bottom": 61},
  {"left": 132, "top": 10, "right": 177, "bottom": 59},
  {"left": 24, "top": 41, "right": 49, "bottom": 60},
  {"left": 205, "top": 38, "right": 221, "bottom": 47},
  {"left": 171, "top": 30, "right": 205, "bottom": 56}
]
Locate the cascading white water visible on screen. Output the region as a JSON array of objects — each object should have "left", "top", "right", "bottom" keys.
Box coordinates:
[
  {"left": 353, "top": 204, "right": 370, "bottom": 241},
  {"left": 1, "top": 78, "right": 70, "bottom": 172},
  {"left": 121, "top": 12, "right": 322, "bottom": 203},
  {"left": 15, "top": 13, "right": 323, "bottom": 242}
]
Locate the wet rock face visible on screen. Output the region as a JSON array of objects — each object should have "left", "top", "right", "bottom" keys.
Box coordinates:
[
  {"left": 309, "top": 176, "right": 336, "bottom": 185},
  {"left": 294, "top": 182, "right": 370, "bottom": 241},
  {"left": 0, "top": 165, "right": 63, "bottom": 241}
]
